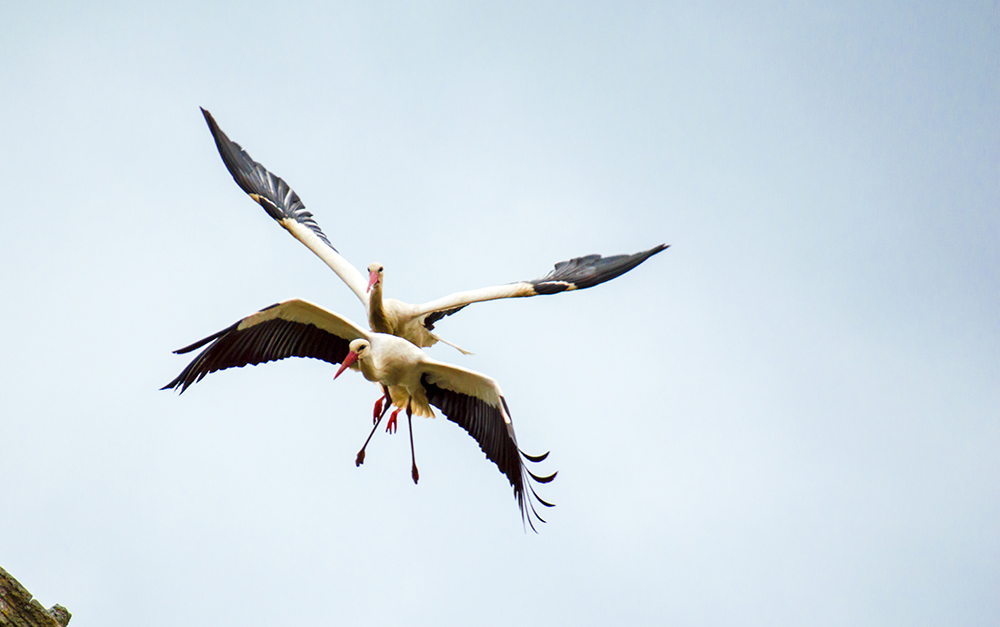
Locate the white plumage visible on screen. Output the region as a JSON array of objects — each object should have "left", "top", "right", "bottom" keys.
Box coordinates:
[
  {"left": 162, "top": 299, "right": 555, "bottom": 530},
  {"left": 200, "top": 107, "right": 667, "bottom": 353}
]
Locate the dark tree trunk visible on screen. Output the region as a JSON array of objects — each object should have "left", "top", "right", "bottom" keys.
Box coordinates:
[{"left": 0, "top": 566, "right": 70, "bottom": 627}]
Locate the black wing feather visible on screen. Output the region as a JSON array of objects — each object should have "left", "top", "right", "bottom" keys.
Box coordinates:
[
  {"left": 421, "top": 374, "right": 555, "bottom": 531},
  {"left": 528, "top": 243, "right": 669, "bottom": 294},
  {"left": 415, "top": 244, "right": 669, "bottom": 333},
  {"left": 422, "top": 305, "right": 468, "bottom": 331},
  {"left": 200, "top": 107, "right": 335, "bottom": 250},
  {"left": 162, "top": 310, "right": 352, "bottom": 394}
]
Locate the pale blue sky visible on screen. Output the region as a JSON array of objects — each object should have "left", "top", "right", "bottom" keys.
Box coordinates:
[{"left": 1, "top": 2, "right": 997, "bottom": 625}]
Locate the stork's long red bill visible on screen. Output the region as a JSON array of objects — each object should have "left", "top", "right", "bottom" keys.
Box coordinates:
[{"left": 334, "top": 350, "right": 358, "bottom": 379}]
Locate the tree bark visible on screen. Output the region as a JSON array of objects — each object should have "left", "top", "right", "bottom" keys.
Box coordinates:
[{"left": 0, "top": 566, "right": 70, "bottom": 627}]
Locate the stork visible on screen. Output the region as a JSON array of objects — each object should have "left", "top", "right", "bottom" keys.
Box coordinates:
[
  {"left": 161, "top": 299, "right": 556, "bottom": 530},
  {"left": 200, "top": 107, "right": 668, "bottom": 353}
]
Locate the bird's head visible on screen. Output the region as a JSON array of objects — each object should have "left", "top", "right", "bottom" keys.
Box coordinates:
[
  {"left": 335, "top": 339, "right": 371, "bottom": 379},
  {"left": 366, "top": 263, "right": 384, "bottom": 293}
]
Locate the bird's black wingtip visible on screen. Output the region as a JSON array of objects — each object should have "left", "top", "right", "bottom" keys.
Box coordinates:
[
  {"left": 520, "top": 449, "right": 550, "bottom": 463},
  {"left": 530, "top": 242, "right": 670, "bottom": 292},
  {"left": 200, "top": 108, "right": 230, "bottom": 149},
  {"left": 641, "top": 243, "right": 670, "bottom": 258},
  {"left": 517, "top": 450, "right": 557, "bottom": 532},
  {"left": 528, "top": 469, "right": 557, "bottom": 484}
]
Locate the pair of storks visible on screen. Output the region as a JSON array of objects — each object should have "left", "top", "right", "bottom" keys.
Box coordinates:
[{"left": 163, "top": 109, "right": 668, "bottom": 530}]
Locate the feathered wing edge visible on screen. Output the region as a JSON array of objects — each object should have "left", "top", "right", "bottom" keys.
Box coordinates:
[
  {"left": 410, "top": 243, "right": 670, "bottom": 324},
  {"left": 420, "top": 373, "right": 556, "bottom": 532},
  {"left": 200, "top": 108, "right": 370, "bottom": 304},
  {"left": 200, "top": 107, "right": 335, "bottom": 249},
  {"left": 528, "top": 243, "right": 670, "bottom": 293},
  {"left": 162, "top": 300, "right": 366, "bottom": 393}
]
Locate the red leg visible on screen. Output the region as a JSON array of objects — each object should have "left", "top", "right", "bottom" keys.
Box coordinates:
[
  {"left": 386, "top": 406, "right": 402, "bottom": 434},
  {"left": 357, "top": 387, "right": 393, "bottom": 466},
  {"left": 356, "top": 410, "right": 384, "bottom": 467},
  {"left": 407, "top": 402, "right": 419, "bottom": 484},
  {"left": 372, "top": 386, "right": 391, "bottom": 424}
]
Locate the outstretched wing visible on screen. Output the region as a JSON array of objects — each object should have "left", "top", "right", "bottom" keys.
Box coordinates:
[
  {"left": 410, "top": 244, "right": 669, "bottom": 329},
  {"left": 200, "top": 108, "right": 370, "bottom": 305},
  {"left": 419, "top": 362, "right": 556, "bottom": 531},
  {"left": 162, "top": 299, "right": 370, "bottom": 393}
]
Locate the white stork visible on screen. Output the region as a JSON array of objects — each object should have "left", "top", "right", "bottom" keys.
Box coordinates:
[
  {"left": 161, "top": 299, "right": 556, "bottom": 530},
  {"left": 200, "top": 107, "right": 668, "bottom": 353}
]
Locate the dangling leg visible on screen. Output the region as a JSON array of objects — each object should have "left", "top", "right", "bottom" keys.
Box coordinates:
[
  {"left": 372, "top": 386, "right": 391, "bottom": 424},
  {"left": 386, "top": 406, "right": 403, "bottom": 434},
  {"left": 357, "top": 390, "right": 394, "bottom": 467},
  {"left": 407, "top": 401, "right": 419, "bottom": 484}
]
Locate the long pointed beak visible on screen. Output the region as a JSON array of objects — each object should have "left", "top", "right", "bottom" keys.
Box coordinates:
[
  {"left": 366, "top": 270, "right": 379, "bottom": 293},
  {"left": 334, "top": 351, "right": 358, "bottom": 379}
]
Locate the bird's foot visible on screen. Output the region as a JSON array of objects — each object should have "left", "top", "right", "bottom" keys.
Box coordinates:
[
  {"left": 372, "top": 397, "right": 384, "bottom": 424},
  {"left": 411, "top": 464, "right": 419, "bottom": 484},
  {"left": 386, "top": 407, "right": 402, "bottom": 434},
  {"left": 356, "top": 449, "right": 366, "bottom": 466}
]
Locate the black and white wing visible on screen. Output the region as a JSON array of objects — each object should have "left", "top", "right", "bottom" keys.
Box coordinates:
[
  {"left": 419, "top": 361, "right": 556, "bottom": 531},
  {"left": 412, "top": 244, "right": 669, "bottom": 330},
  {"left": 162, "top": 299, "right": 369, "bottom": 393},
  {"left": 200, "top": 108, "right": 370, "bottom": 304}
]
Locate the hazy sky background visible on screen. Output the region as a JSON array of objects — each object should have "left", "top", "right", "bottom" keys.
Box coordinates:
[{"left": 1, "top": 2, "right": 997, "bottom": 625}]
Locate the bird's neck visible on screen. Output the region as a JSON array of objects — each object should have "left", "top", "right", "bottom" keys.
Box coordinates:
[{"left": 367, "top": 282, "right": 393, "bottom": 335}]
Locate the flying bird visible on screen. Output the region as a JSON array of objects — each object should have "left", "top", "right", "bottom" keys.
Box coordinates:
[
  {"left": 161, "top": 299, "right": 556, "bottom": 530},
  {"left": 200, "top": 107, "right": 668, "bottom": 353}
]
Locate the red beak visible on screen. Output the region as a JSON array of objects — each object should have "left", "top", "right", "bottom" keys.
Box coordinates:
[
  {"left": 334, "top": 351, "right": 358, "bottom": 379},
  {"left": 366, "top": 269, "right": 379, "bottom": 293}
]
